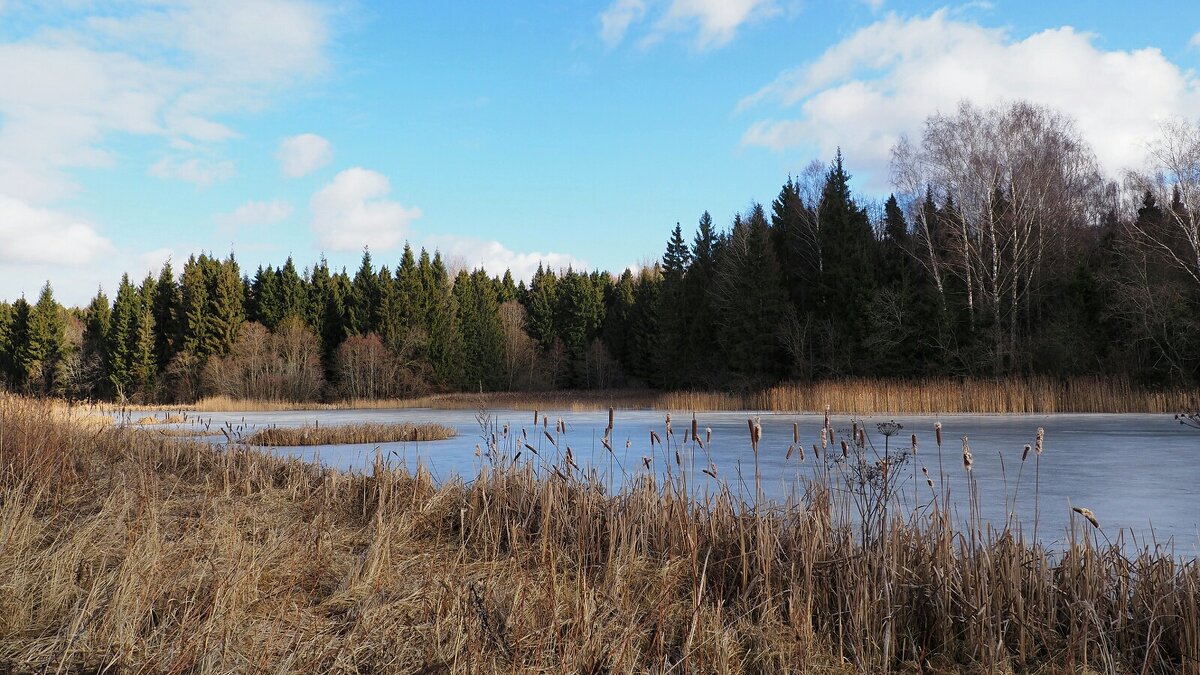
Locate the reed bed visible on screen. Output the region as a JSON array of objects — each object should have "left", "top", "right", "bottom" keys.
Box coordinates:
[
  {"left": 244, "top": 421, "right": 457, "bottom": 446},
  {"left": 2, "top": 395, "right": 1197, "bottom": 673}
]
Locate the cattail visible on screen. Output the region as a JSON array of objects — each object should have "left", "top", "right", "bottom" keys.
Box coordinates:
[
  {"left": 1073, "top": 506, "right": 1099, "bottom": 529},
  {"left": 607, "top": 406, "right": 614, "bottom": 432},
  {"left": 824, "top": 405, "right": 830, "bottom": 432},
  {"left": 705, "top": 427, "right": 712, "bottom": 445},
  {"left": 793, "top": 421, "right": 799, "bottom": 445},
  {"left": 812, "top": 443, "right": 820, "bottom": 459},
  {"left": 642, "top": 456, "right": 652, "bottom": 470},
  {"left": 852, "top": 421, "right": 858, "bottom": 446},
  {"left": 650, "top": 430, "right": 661, "bottom": 447},
  {"left": 753, "top": 418, "right": 762, "bottom": 446},
  {"left": 534, "top": 409, "right": 539, "bottom": 425},
  {"left": 1022, "top": 443, "right": 1031, "bottom": 461},
  {"left": 961, "top": 436, "right": 973, "bottom": 472},
  {"left": 1035, "top": 427, "right": 1044, "bottom": 455},
  {"left": 841, "top": 439, "right": 849, "bottom": 458},
  {"left": 786, "top": 445, "right": 795, "bottom": 460},
  {"left": 911, "top": 434, "right": 918, "bottom": 455},
  {"left": 821, "top": 428, "right": 828, "bottom": 450},
  {"left": 935, "top": 421, "right": 943, "bottom": 447},
  {"left": 665, "top": 413, "right": 672, "bottom": 438},
  {"left": 691, "top": 414, "right": 698, "bottom": 441}
]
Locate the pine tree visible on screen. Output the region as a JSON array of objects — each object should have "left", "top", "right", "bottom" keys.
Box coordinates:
[
  {"left": 82, "top": 289, "right": 112, "bottom": 397},
  {"left": 656, "top": 223, "right": 692, "bottom": 387},
  {"left": 815, "top": 151, "right": 877, "bottom": 374},
  {"left": 681, "top": 212, "right": 720, "bottom": 385},
  {"left": 454, "top": 269, "right": 505, "bottom": 390},
  {"left": 712, "top": 206, "right": 793, "bottom": 383},
  {"left": 426, "top": 253, "right": 461, "bottom": 386},
  {"left": 152, "top": 262, "right": 182, "bottom": 370},
  {"left": 524, "top": 264, "right": 558, "bottom": 351},
  {"left": 348, "top": 249, "right": 380, "bottom": 336},
  {"left": 19, "top": 283, "right": 68, "bottom": 395}
]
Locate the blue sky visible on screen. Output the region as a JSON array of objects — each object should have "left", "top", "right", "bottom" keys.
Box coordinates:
[{"left": 1, "top": 0, "right": 1198, "bottom": 305}]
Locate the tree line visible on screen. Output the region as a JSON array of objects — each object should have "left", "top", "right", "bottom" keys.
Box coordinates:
[{"left": 1, "top": 100, "right": 1198, "bottom": 402}]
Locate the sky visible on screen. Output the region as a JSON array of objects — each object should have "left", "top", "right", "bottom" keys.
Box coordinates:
[{"left": 1, "top": 0, "right": 1198, "bottom": 305}]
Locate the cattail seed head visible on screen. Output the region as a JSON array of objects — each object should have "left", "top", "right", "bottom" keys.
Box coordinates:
[
  {"left": 1072, "top": 506, "right": 1099, "bottom": 529},
  {"left": 786, "top": 445, "right": 795, "bottom": 460},
  {"left": 705, "top": 427, "right": 712, "bottom": 445},
  {"left": 607, "top": 407, "right": 614, "bottom": 432},
  {"left": 691, "top": 413, "right": 698, "bottom": 440},
  {"left": 911, "top": 434, "right": 918, "bottom": 455},
  {"left": 935, "top": 421, "right": 943, "bottom": 447},
  {"left": 1022, "top": 444, "right": 1031, "bottom": 462},
  {"left": 793, "top": 421, "right": 799, "bottom": 444},
  {"left": 961, "top": 436, "right": 973, "bottom": 472},
  {"left": 812, "top": 443, "right": 820, "bottom": 459},
  {"left": 841, "top": 439, "right": 849, "bottom": 458},
  {"left": 821, "top": 428, "right": 828, "bottom": 450},
  {"left": 1035, "top": 427, "right": 1044, "bottom": 455}
]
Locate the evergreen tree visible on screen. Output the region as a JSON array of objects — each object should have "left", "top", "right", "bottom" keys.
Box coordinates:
[
  {"left": 0, "top": 301, "right": 13, "bottom": 387},
  {"left": 19, "top": 284, "right": 68, "bottom": 395},
  {"left": 348, "top": 249, "right": 379, "bottom": 335},
  {"left": 426, "top": 253, "right": 462, "bottom": 386},
  {"left": 5, "top": 299, "right": 30, "bottom": 389},
  {"left": 81, "top": 289, "right": 112, "bottom": 397},
  {"left": 497, "top": 269, "right": 518, "bottom": 304},
  {"left": 524, "top": 264, "right": 558, "bottom": 351},
  {"left": 555, "top": 268, "right": 604, "bottom": 387},
  {"left": 152, "top": 262, "right": 182, "bottom": 370},
  {"left": 454, "top": 269, "right": 505, "bottom": 390},
  {"left": 656, "top": 223, "right": 692, "bottom": 387},
  {"left": 712, "top": 206, "right": 793, "bottom": 383},
  {"left": 815, "top": 151, "right": 878, "bottom": 374}
]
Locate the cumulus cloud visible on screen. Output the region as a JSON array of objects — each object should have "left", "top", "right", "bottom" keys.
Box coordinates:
[
  {"left": 311, "top": 168, "right": 422, "bottom": 252},
  {"left": 277, "top": 133, "right": 333, "bottom": 178},
  {"left": 0, "top": 194, "right": 112, "bottom": 266},
  {"left": 150, "top": 156, "right": 236, "bottom": 186},
  {"left": 739, "top": 11, "right": 1200, "bottom": 183},
  {"left": 215, "top": 199, "right": 293, "bottom": 229},
  {"left": 423, "top": 234, "right": 589, "bottom": 282},
  {"left": 599, "top": 0, "right": 776, "bottom": 49}
]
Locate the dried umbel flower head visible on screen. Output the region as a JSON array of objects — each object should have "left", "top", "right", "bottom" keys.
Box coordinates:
[
  {"left": 1035, "top": 427, "right": 1044, "bottom": 455},
  {"left": 1072, "top": 506, "right": 1099, "bottom": 529},
  {"left": 961, "top": 436, "right": 973, "bottom": 472}
]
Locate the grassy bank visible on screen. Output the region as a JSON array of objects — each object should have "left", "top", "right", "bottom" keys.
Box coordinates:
[
  {"left": 244, "top": 421, "right": 456, "bottom": 446},
  {"left": 156, "top": 375, "right": 1200, "bottom": 414},
  {"left": 2, "top": 395, "right": 1196, "bottom": 673}
]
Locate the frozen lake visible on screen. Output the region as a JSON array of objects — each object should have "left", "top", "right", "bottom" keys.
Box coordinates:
[{"left": 137, "top": 407, "right": 1200, "bottom": 555}]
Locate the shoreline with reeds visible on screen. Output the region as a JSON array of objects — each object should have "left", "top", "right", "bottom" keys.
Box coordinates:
[
  {"left": 83, "top": 375, "right": 1200, "bottom": 415},
  {"left": 2, "top": 394, "right": 1197, "bottom": 673}
]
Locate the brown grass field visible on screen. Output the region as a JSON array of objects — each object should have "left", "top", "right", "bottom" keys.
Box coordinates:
[
  {"left": 244, "top": 421, "right": 457, "bottom": 446},
  {"left": 1, "top": 395, "right": 1197, "bottom": 673}
]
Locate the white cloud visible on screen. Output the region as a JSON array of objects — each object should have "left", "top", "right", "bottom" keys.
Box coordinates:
[
  {"left": 0, "top": 194, "right": 112, "bottom": 266},
  {"left": 1191, "top": 31, "right": 1200, "bottom": 48},
  {"left": 0, "top": 0, "right": 329, "bottom": 204},
  {"left": 423, "top": 234, "right": 588, "bottom": 282},
  {"left": 311, "top": 168, "right": 422, "bottom": 252},
  {"left": 150, "top": 156, "right": 236, "bottom": 186},
  {"left": 215, "top": 199, "right": 294, "bottom": 228},
  {"left": 598, "top": 0, "right": 775, "bottom": 49},
  {"left": 739, "top": 11, "right": 1200, "bottom": 184},
  {"left": 277, "top": 133, "right": 333, "bottom": 178}
]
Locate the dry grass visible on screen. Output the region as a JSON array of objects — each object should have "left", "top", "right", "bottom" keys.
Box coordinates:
[
  {"left": 182, "top": 376, "right": 1200, "bottom": 414},
  {"left": 2, "top": 395, "right": 1197, "bottom": 673},
  {"left": 244, "top": 421, "right": 456, "bottom": 446}
]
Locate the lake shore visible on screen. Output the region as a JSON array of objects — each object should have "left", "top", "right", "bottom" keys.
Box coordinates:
[
  {"left": 2, "top": 394, "right": 1196, "bottom": 673},
  {"left": 88, "top": 375, "right": 1200, "bottom": 415}
]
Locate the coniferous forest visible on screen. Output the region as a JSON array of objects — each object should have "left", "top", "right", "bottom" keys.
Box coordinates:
[{"left": 2, "top": 102, "right": 1199, "bottom": 403}]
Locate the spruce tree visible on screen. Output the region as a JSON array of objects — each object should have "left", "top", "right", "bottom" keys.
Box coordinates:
[
  {"left": 152, "top": 262, "right": 182, "bottom": 370},
  {"left": 20, "top": 283, "right": 68, "bottom": 395},
  {"left": 524, "top": 264, "right": 558, "bottom": 351},
  {"left": 454, "top": 269, "right": 505, "bottom": 390},
  {"left": 82, "top": 289, "right": 112, "bottom": 397},
  {"left": 656, "top": 223, "right": 692, "bottom": 387},
  {"left": 682, "top": 212, "right": 720, "bottom": 385}
]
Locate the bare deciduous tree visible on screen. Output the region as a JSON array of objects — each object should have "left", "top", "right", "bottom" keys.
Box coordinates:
[
  {"left": 1125, "top": 117, "right": 1200, "bottom": 288},
  {"left": 891, "top": 100, "right": 1103, "bottom": 371}
]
